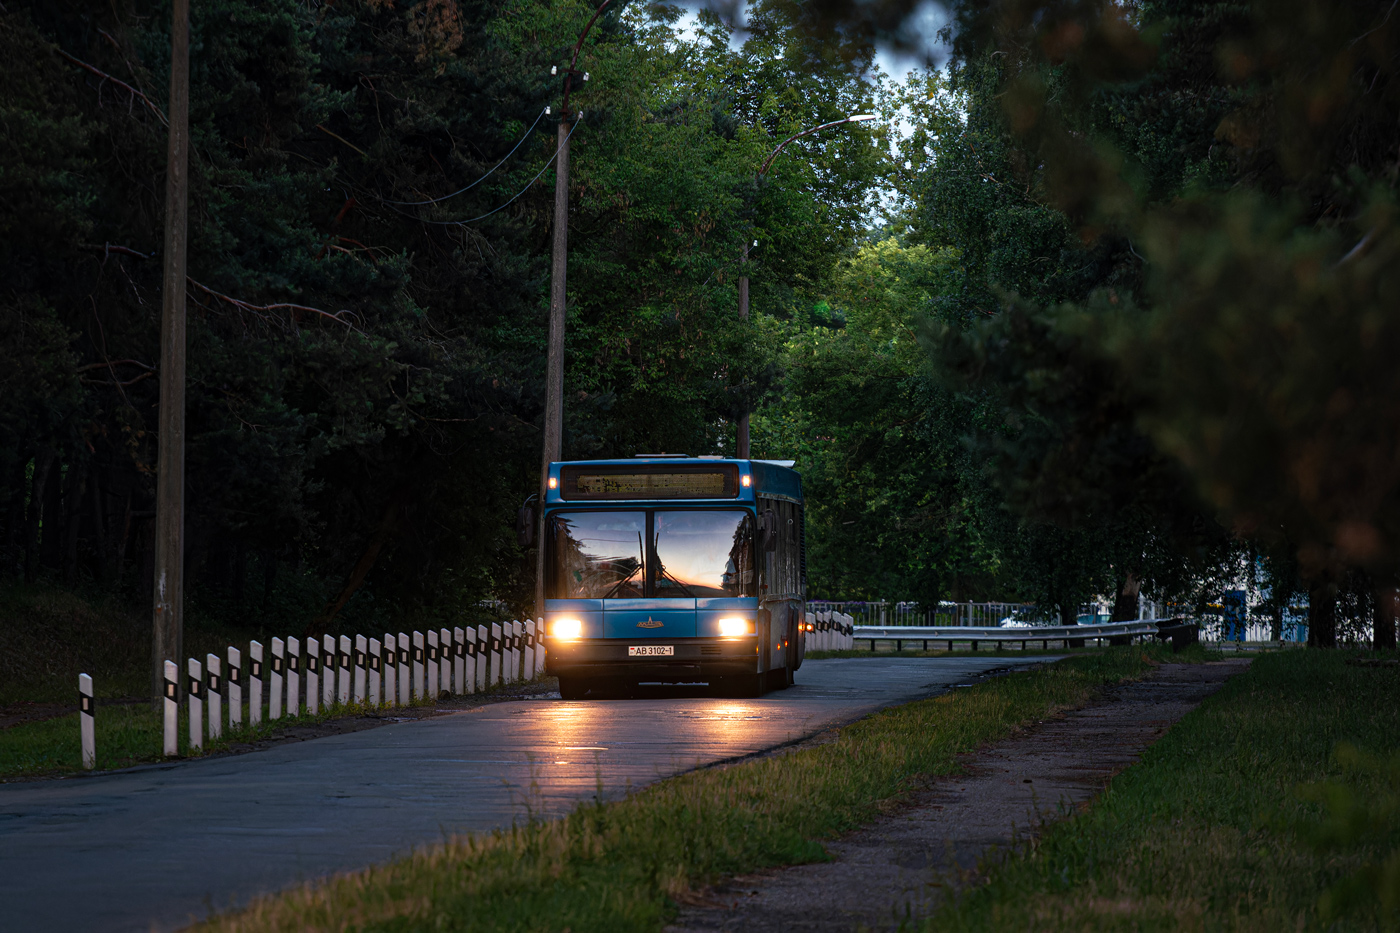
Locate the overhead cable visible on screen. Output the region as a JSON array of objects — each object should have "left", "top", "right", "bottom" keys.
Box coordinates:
[
  {"left": 405, "top": 116, "right": 582, "bottom": 227},
  {"left": 382, "top": 107, "right": 550, "bottom": 206}
]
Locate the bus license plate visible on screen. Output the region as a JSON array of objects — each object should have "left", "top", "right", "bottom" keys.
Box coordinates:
[{"left": 628, "top": 645, "right": 674, "bottom": 657}]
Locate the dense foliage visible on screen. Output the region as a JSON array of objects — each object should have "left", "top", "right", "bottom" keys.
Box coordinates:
[{"left": 0, "top": 0, "right": 880, "bottom": 634}]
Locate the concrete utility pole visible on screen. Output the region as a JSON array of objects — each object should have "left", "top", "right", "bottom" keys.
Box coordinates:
[
  {"left": 735, "top": 114, "right": 876, "bottom": 459},
  {"left": 153, "top": 0, "right": 190, "bottom": 703},
  {"left": 536, "top": 0, "right": 610, "bottom": 618}
]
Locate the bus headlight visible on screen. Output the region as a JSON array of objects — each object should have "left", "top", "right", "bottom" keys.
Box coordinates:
[
  {"left": 552, "top": 618, "right": 583, "bottom": 640},
  {"left": 717, "top": 617, "right": 754, "bottom": 637}
]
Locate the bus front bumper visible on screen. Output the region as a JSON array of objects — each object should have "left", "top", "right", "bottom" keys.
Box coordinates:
[{"left": 545, "top": 637, "right": 757, "bottom": 682}]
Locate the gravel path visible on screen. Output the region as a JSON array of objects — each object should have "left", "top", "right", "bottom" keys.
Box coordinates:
[{"left": 668, "top": 659, "right": 1251, "bottom": 933}]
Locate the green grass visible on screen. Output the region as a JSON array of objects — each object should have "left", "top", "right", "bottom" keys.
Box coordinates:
[
  {"left": 198, "top": 645, "right": 1169, "bottom": 932},
  {"left": 924, "top": 649, "right": 1400, "bottom": 932},
  {"left": 0, "top": 583, "right": 263, "bottom": 705},
  {"left": 0, "top": 696, "right": 441, "bottom": 779}
]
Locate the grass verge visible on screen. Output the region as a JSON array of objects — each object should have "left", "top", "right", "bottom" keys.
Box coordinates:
[
  {"left": 0, "top": 697, "right": 438, "bottom": 780},
  {"left": 925, "top": 649, "right": 1400, "bottom": 932},
  {"left": 197, "top": 645, "right": 1171, "bottom": 932}
]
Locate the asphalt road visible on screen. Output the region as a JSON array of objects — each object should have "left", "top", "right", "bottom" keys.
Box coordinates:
[{"left": 0, "top": 655, "right": 1054, "bottom": 932}]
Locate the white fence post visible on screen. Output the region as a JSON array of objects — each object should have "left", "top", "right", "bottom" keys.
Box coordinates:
[
  {"left": 465, "top": 626, "right": 479, "bottom": 695},
  {"left": 249, "top": 641, "right": 263, "bottom": 727},
  {"left": 453, "top": 626, "right": 466, "bottom": 694},
  {"left": 536, "top": 617, "right": 546, "bottom": 676},
  {"left": 369, "top": 637, "right": 382, "bottom": 706},
  {"left": 78, "top": 673, "right": 95, "bottom": 769},
  {"left": 163, "top": 660, "right": 179, "bottom": 755},
  {"left": 475, "top": 625, "right": 488, "bottom": 692},
  {"left": 228, "top": 646, "right": 242, "bottom": 730},
  {"left": 509, "top": 622, "right": 520, "bottom": 680},
  {"left": 270, "top": 638, "right": 284, "bottom": 720},
  {"left": 322, "top": 636, "right": 336, "bottom": 709},
  {"left": 187, "top": 657, "right": 204, "bottom": 752},
  {"left": 439, "top": 628, "right": 452, "bottom": 696},
  {"left": 490, "top": 623, "right": 503, "bottom": 686},
  {"left": 355, "top": 634, "right": 368, "bottom": 703},
  {"left": 426, "top": 630, "right": 440, "bottom": 699},
  {"left": 206, "top": 653, "right": 223, "bottom": 741},
  {"left": 305, "top": 639, "right": 320, "bottom": 716},
  {"left": 338, "top": 635, "right": 352, "bottom": 706},
  {"left": 383, "top": 631, "right": 397, "bottom": 707},
  {"left": 412, "top": 631, "right": 425, "bottom": 700},
  {"left": 287, "top": 637, "right": 301, "bottom": 717},
  {"left": 397, "top": 633, "right": 411, "bottom": 705},
  {"left": 524, "top": 621, "right": 537, "bottom": 680}
]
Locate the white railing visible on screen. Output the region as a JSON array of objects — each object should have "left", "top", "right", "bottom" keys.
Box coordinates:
[
  {"left": 850, "top": 619, "right": 1162, "bottom": 649},
  {"left": 809, "top": 600, "right": 1046, "bottom": 628},
  {"left": 79, "top": 619, "right": 546, "bottom": 768}
]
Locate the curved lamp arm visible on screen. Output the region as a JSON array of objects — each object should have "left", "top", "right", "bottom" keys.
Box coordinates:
[
  {"left": 758, "top": 113, "right": 876, "bottom": 176},
  {"left": 559, "top": 0, "right": 613, "bottom": 118}
]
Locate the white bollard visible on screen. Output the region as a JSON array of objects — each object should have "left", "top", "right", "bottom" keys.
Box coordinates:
[
  {"left": 452, "top": 626, "right": 466, "bottom": 695},
  {"left": 338, "top": 635, "right": 352, "bottom": 706},
  {"left": 187, "top": 657, "right": 204, "bottom": 752},
  {"left": 163, "top": 660, "right": 179, "bottom": 755},
  {"left": 491, "top": 623, "right": 504, "bottom": 686},
  {"left": 369, "top": 637, "right": 382, "bottom": 706},
  {"left": 286, "top": 637, "right": 301, "bottom": 717},
  {"left": 397, "top": 633, "right": 411, "bottom": 705},
  {"left": 206, "top": 653, "right": 222, "bottom": 741},
  {"left": 535, "top": 617, "right": 546, "bottom": 676},
  {"left": 508, "top": 621, "right": 522, "bottom": 683},
  {"left": 249, "top": 641, "right": 263, "bottom": 727},
  {"left": 322, "top": 635, "right": 336, "bottom": 709},
  {"left": 78, "top": 673, "right": 95, "bottom": 770},
  {"left": 524, "top": 621, "right": 537, "bottom": 680},
  {"left": 426, "top": 630, "right": 440, "bottom": 699},
  {"left": 476, "top": 624, "right": 489, "bottom": 692},
  {"left": 383, "top": 631, "right": 397, "bottom": 707},
  {"left": 228, "top": 646, "right": 242, "bottom": 730},
  {"left": 439, "top": 628, "right": 452, "bottom": 696},
  {"left": 305, "top": 639, "right": 320, "bottom": 716},
  {"left": 354, "top": 634, "right": 367, "bottom": 703},
  {"left": 412, "top": 631, "right": 425, "bottom": 700},
  {"left": 463, "top": 626, "right": 478, "bottom": 695},
  {"left": 270, "top": 637, "right": 284, "bottom": 720}
]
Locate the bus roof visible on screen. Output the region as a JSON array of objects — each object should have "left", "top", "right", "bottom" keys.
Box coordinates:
[{"left": 544, "top": 457, "right": 801, "bottom": 505}]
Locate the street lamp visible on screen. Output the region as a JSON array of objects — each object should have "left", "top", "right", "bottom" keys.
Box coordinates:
[{"left": 735, "top": 113, "right": 877, "bottom": 459}]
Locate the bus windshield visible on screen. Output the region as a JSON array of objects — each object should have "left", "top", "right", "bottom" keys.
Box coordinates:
[{"left": 548, "top": 509, "right": 754, "bottom": 599}]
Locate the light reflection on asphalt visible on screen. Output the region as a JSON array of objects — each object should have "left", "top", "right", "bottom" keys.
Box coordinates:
[{"left": 0, "top": 655, "right": 1057, "bottom": 933}]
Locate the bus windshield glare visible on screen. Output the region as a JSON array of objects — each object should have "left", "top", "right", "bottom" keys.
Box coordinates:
[{"left": 548, "top": 509, "right": 755, "bottom": 599}]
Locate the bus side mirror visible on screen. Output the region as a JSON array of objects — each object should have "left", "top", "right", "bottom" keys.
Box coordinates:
[
  {"left": 516, "top": 506, "right": 535, "bottom": 548},
  {"left": 758, "top": 509, "right": 778, "bottom": 552}
]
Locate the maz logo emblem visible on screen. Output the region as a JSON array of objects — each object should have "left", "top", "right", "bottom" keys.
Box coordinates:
[{"left": 637, "top": 617, "right": 664, "bottom": 628}]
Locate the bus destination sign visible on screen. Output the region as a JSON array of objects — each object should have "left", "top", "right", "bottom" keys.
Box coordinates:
[{"left": 560, "top": 465, "right": 739, "bottom": 500}]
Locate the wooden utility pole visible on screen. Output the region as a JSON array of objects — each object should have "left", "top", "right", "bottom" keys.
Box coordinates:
[
  {"left": 737, "top": 245, "right": 750, "bottom": 459},
  {"left": 153, "top": 0, "right": 190, "bottom": 702},
  {"left": 536, "top": 116, "right": 570, "bottom": 617}
]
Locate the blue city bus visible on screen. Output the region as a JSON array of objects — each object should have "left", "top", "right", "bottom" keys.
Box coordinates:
[{"left": 541, "top": 456, "right": 806, "bottom": 699}]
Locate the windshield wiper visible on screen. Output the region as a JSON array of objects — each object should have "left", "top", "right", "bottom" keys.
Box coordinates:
[
  {"left": 601, "top": 532, "right": 646, "bottom": 599},
  {"left": 652, "top": 533, "right": 694, "bottom": 597}
]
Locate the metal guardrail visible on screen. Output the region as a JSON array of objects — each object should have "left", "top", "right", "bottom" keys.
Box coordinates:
[{"left": 851, "top": 620, "right": 1161, "bottom": 648}]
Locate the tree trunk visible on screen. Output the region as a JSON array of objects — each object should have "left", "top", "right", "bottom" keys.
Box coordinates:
[
  {"left": 24, "top": 447, "right": 56, "bottom": 583},
  {"left": 1111, "top": 572, "right": 1140, "bottom": 621},
  {"left": 304, "top": 497, "right": 402, "bottom": 638},
  {"left": 62, "top": 458, "right": 88, "bottom": 586},
  {"left": 1373, "top": 583, "right": 1398, "bottom": 651},
  {"left": 1307, "top": 584, "right": 1337, "bottom": 648},
  {"left": 39, "top": 453, "right": 64, "bottom": 571}
]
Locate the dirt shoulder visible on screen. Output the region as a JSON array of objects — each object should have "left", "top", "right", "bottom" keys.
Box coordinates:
[{"left": 667, "top": 659, "right": 1250, "bottom": 933}]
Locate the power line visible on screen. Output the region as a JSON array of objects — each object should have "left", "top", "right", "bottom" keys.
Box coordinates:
[
  {"left": 402, "top": 117, "right": 583, "bottom": 227},
  {"left": 382, "top": 108, "right": 550, "bottom": 206}
]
